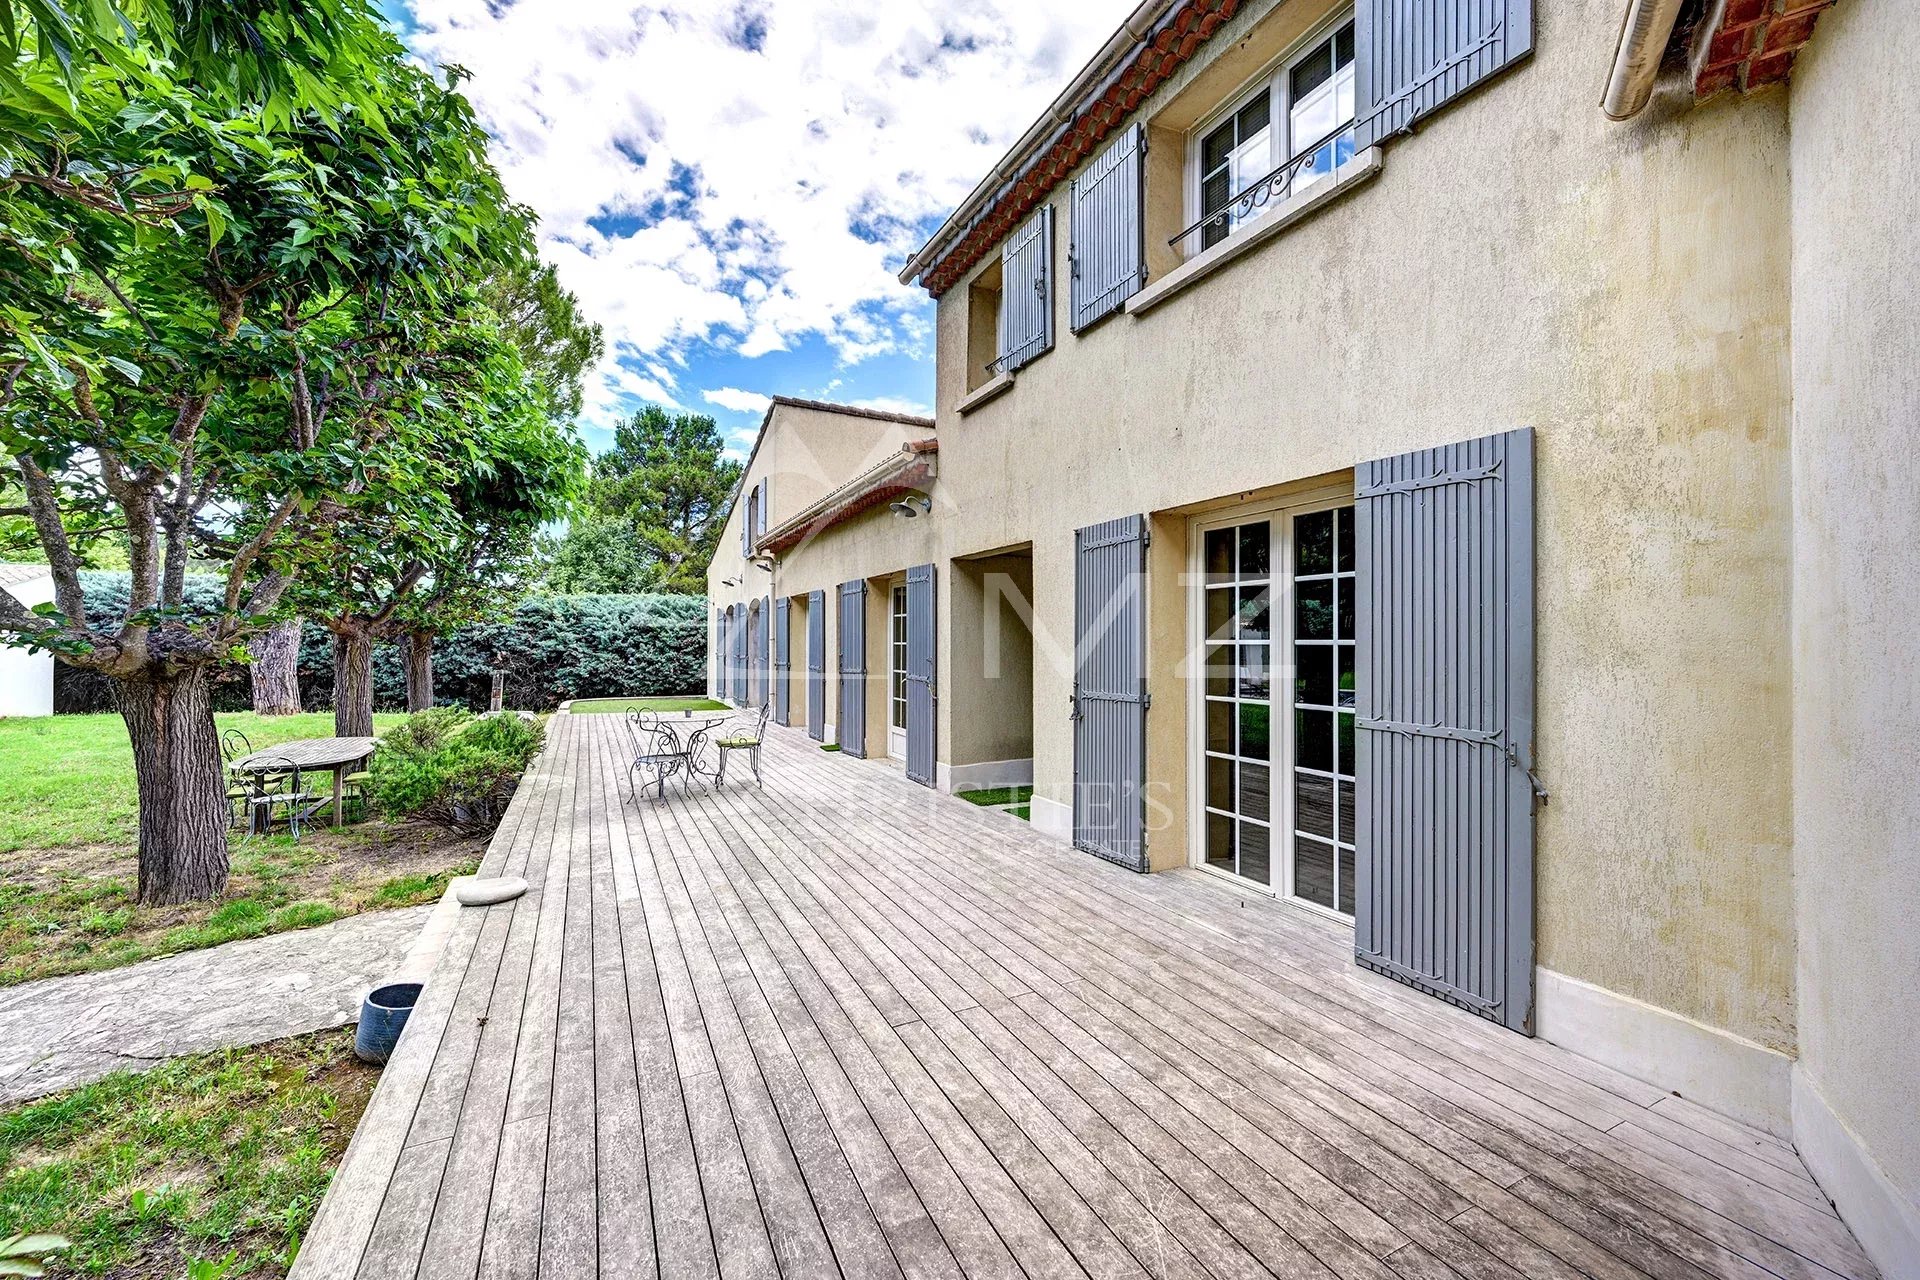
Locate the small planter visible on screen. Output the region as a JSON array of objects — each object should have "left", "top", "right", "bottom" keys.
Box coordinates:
[{"left": 355, "top": 982, "right": 424, "bottom": 1064}]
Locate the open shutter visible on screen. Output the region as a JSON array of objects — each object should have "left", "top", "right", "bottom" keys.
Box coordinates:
[
  {"left": 1073, "top": 515, "right": 1149, "bottom": 871},
  {"left": 905, "top": 563, "right": 937, "bottom": 787},
  {"left": 1069, "top": 124, "right": 1146, "bottom": 332},
  {"left": 996, "top": 205, "right": 1054, "bottom": 374},
  {"left": 712, "top": 607, "right": 724, "bottom": 699},
  {"left": 731, "top": 605, "right": 748, "bottom": 704},
  {"left": 756, "top": 596, "right": 771, "bottom": 708},
  {"left": 1355, "top": 428, "right": 1537, "bottom": 1034},
  {"left": 773, "top": 597, "right": 791, "bottom": 725},
  {"left": 837, "top": 580, "right": 868, "bottom": 758},
  {"left": 1354, "top": 0, "right": 1533, "bottom": 150},
  {"left": 756, "top": 478, "right": 770, "bottom": 541},
  {"left": 806, "top": 590, "right": 826, "bottom": 741}
]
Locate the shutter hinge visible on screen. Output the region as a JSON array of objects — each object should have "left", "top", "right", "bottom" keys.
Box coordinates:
[
  {"left": 1140, "top": 522, "right": 1152, "bottom": 549},
  {"left": 1142, "top": 691, "right": 1152, "bottom": 711}
]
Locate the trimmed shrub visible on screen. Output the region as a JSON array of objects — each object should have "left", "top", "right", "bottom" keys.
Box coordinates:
[
  {"left": 369, "top": 708, "right": 545, "bottom": 833},
  {"left": 53, "top": 573, "right": 708, "bottom": 713}
]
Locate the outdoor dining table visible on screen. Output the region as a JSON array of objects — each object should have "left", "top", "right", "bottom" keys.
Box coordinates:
[
  {"left": 640, "top": 709, "right": 735, "bottom": 786},
  {"left": 228, "top": 736, "right": 378, "bottom": 831}
]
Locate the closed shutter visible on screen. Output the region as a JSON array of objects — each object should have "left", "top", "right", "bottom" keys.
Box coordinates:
[
  {"left": 756, "top": 478, "right": 769, "bottom": 541},
  {"left": 1073, "top": 515, "right": 1149, "bottom": 872},
  {"left": 996, "top": 205, "right": 1053, "bottom": 374},
  {"left": 806, "top": 590, "right": 826, "bottom": 741},
  {"left": 731, "top": 605, "right": 748, "bottom": 704},
  {"left": 713, "top": 607, "right": 724, "bottom": 699},
  {"left": 739, "top": 492, "right": 750, "bottom": 558},
  {"left": 905, "top": 563, "right": 937, "bottom": 788},
  {"left": 837, "top": 580, "right": 868, "bottom": 758},
  {"left": 756, "top": 596, "right": 771, "bottom": 708},
  {"left": 1355, "top": 427, "right": 1538, "bottom": 1034},
  {"left": 1069, "top": 124, "right": 1146, "bottom": 332},
  {"left": 1354, "top": 0, "right": 1533, "bottom": 150},
  {"left": 773, "top": 597, "right": 791, "bottom": 725}
]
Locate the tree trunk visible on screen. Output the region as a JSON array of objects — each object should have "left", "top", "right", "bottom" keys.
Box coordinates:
[
  {"left": 489, "top": 668, "right": 504, "bottom": 714},
  {"left": 333, "top": 626, "right": 376, "bottom": 737},
  {"left": 405, "top": 628, "right": 434, "bottom": 713},
  {"left": 111, "top": 665, "right": 230, "bottom": 904},
  {"left": 248, "top": 618, "right": 303, "bottom": 715}
]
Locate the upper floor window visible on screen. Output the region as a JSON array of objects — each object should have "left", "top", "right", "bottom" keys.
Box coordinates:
[{"left": 1190, "top": 17, "right": 1356, "bottom": 253}]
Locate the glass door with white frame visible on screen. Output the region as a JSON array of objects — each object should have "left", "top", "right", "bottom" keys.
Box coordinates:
[
  {"left": 888, "top": 583, "right": 908, "bottom": 760},
  {"left": 1194, "top": 502, "right": 1357, "bottom": 915}
]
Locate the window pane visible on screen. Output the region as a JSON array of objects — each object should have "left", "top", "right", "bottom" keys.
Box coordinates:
[
  {"left": 1337, "top": 644, "right": 1355, "bottom": 708},
  {"left": 1235, "top": 92, "right": 1272, "bottom": 138},
  {"left": 1239, "top": 645, "right": 1271, "bottom": 701},
  {"left": 1335, "top": 21, "right": 1355, "bottom": 66},
  {"left": 1205, "top": 528, "right": 1234, "bottom": 581},
  {"left": 1238, "top": 524, "right": 1270, "bottom": 578},
  {"left": 1297, "top": 581, "right": 1334, "bottom": 640},
  {"left": 1208, "top": 754, "right": 1234, "bottom": 810},
  {"left": 1336, "top": 506, "right": 1354, "bottom": 572},
  {"left": 1298, "top": 709, "right": 1333, "bottom": 771},
  {"left": 1294, "top": 835, "right": 1336, "bottom": 908},
  {"left": 1207, "top": 811, "right": 1235, "bottom": 872},
  {"left": 1207, "top": 700, "right": 1233, "bottom": 753},
  {"left": 1291, "top": 40, "right": 1334, "bottom": 100},
  {"left": 1239, "top": 763, "right": 1270, "bottom": 823},
  {"left": 1337, "top": 577, "right": 1354, "bottom": 638},
  {"left": 1238, "top": 587, "right": 1271, "bottom": 640},
  {"left": 1202, "top": 120, "right": 1235, "bottom": 173},
  {"left": 1206, "top": 586, "right": 1234, "bottom": 640},
  {"left": 1297, "top": 645, "right": 1333, "bottom": 706},
  {"left": 1297, "top": 510, "right": 1333, "bottom": 574},
  {"left": 1337, "top": 776, "right": 1354, "bottom": 844},
  {"left": 1205, "top": 644, "right": 1234, "bottom": 699},
  {"left": 1337, "top": 710, "right": 1356, "bottom": 776},
  {"left": 1295, "top": 771, "right": 1335, "bottom": 839},
  {"left": 1202, "top": 168, "right": 1232, "bottom": 220},
  {"left": 1239, "top": 703, "right": 1271, "bottom": 760},
  {"left": 1240, "top": 820, "right": 1272, "bottom": 885},
  {"left": 1338, "top": 845, "right": 1355, "bottom": 915}
]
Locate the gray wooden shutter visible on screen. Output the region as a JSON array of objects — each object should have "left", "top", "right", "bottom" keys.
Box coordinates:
[
  {"left": 806, "top": 590, "right": 826, "bottom": 741},
  {"left": 1354, "top": 0, "right": 1533, "bottom": 150},
  {"left": 905, "top": 563, "right": 937, "bottom": 788},
  {"left": 731, "top": 605, "right": 748, "bottom": 704},
  {"left": 837, "top": 580, "right": 868, "bottom": 758},
  {"left": 773, "top": 597, "right": 791, "bottom": 725},
  {"left": 1073, "top": 515, "right": 1149, "bottom": 872},
  {"left": 1069, "top": 124, "right": 1146, "bottom": 332},
  {"left": 756, "top": 595, "right": 771, "bottom": 708},
  {"left": 712, "top": 606, "right": 724, "bottom": 699},
  {"left": 1355, "top": 427, "right": 1537, "bottom": 1034},
  {"left": 756, "top": 477, "right": 769, "bottom": 540},
  {"left": 996, "top": 205, "right": 1053, "bottom": 374}
]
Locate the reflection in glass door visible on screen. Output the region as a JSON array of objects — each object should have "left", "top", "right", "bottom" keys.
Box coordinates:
[
  {"left": 1289, "top": 506, "right": 1356, "bottom": 914},
  {"left": 1201, "top": 522, "right": 1273, "bottom": 885}
]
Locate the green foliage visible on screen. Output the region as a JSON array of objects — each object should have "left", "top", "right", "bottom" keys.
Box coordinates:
[
  {"left": 568, "top": 696, "right": 728, "bottom": 714},
  {"left": 369, "top": 708, "right": 544, "bottom": 833},
  {"left": 544, "top": 405, "right": 743, "bottom": 595},
  {"left": 956, "top": 786, "right": 1035, "bottom": 807}
]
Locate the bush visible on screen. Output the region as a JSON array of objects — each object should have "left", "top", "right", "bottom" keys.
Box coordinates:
[
  {"left": 54, "top": 573, "right": 708, "bottom": 714},
  {"left": 369, "top": 708, "right": 545, "bottom": 834}
]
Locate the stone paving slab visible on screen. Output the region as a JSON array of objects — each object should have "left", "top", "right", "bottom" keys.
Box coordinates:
[{"left": 0, "top": 903, "right": 435, "bottom": 1105}]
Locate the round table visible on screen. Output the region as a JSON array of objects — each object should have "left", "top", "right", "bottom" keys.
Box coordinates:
[
  {"left": 229, "top": 736, "right": 378, "bottom": 831},
  {"left": 631, "top": 710, "right": 735, "bottom": 787}
]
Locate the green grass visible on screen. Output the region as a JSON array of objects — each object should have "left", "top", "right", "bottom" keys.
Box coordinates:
[
  {"left": 1009, "top": 805, "right": 1031, "bottom": 821},
  {"left": 821, "top": 743, "right": 841, "bottom": 752},
  {"left": 0, "top": 1029, "right": 378, "bottom": 1278},
  {"left": 956, "top": 786, "right": 1034, "bottom": 808},
  {"left": 567, "top": 696, "right": 729, "bottom": 714},
  {"left": 0, "top": 712, "right": 402, "bottom": 854}
]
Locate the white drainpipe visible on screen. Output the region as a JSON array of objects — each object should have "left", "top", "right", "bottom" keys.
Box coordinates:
[{"left": 1603, "top": 0, "right": 1688, "bottom": 119}]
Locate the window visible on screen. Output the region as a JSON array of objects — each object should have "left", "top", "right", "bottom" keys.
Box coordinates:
[
  {"left": 1289, "top": 505, "right": 1356, "bottom": 914},
  {"left": 1201, "top": 521, "right": 1274, "bottom": 886},
  {"left": 890, "top": 584, "right": 909, "bottom": 731},
  {"left": 965, "top": 258, "right": 1003, "bottom": 392},
  {"left": 1190, "top": 17, "right": 1356, "bottom": 253}
]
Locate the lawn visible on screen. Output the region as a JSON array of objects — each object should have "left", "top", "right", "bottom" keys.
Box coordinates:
[
  {"left": 0, "top": 712, "right": 481, "bottom": 987},
  {"left": 956, "top": 785, "right": 1034, "bottom": 808},
  {"left": 0, "top": 1029, "right": 376, "bottom": 1278},
  {"left": 567, "top": 696, "right": 729, "bottom": 714}
]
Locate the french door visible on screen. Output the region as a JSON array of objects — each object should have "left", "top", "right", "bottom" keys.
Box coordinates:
[
  {"left": 1193, "top": 495, "right": 1357, "bottom": 916},
  {"left": 887, "top": 583, "right": 909, "bottom": 760}
]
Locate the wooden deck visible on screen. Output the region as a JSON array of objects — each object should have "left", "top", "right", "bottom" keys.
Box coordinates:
[{"left": 294, "top": 711, "right": 1875, "bottom": 1280}]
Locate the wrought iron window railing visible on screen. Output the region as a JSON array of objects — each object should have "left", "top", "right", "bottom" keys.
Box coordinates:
[{"left": 1169, "top": 123, "right": 1356, "bottom": 261}]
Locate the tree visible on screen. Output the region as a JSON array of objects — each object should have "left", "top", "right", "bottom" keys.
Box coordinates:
[
  {"left": 544, "top": 406, "right": 741, "bottom": 595},
  {"left": 0, "top": 10, "right": 546, "bottom": 903}
]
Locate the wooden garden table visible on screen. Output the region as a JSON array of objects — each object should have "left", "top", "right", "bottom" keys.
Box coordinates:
[{"left": 229, "top": 736, "right": 378, "bottom": 829}]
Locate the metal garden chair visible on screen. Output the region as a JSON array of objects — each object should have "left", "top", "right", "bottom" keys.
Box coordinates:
[
  {"left": 238, "top": 754, "right": 323, "bottom": 838},
  {"left": 626, "top": 711, "right": 692, "bottom": 803},
  {"left": 714, "top": 701, "right": 772, "bottom": 788}
]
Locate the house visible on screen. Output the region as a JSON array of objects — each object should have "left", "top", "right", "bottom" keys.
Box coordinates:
[
  {"left": 0, "top": 564, "right": 55, "bottom": 717},
  {"left": 706, "top": 0, "right": 1917, "bottom": 1272}
]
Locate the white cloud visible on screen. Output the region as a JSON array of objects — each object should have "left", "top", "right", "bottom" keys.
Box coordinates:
[
  {"left": 400, "top": 0, "right": 1122, "bottom": 429},
  {"left": 848, "top": 394, "right": 934, "bottom": 418},
  {"left": 702, "top": 387, "right": 774, "bottom": 415}
]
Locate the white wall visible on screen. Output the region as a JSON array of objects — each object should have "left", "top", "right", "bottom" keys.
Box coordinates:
[{"left": 0, "top": 574, "right": 55, "bottom": 718}]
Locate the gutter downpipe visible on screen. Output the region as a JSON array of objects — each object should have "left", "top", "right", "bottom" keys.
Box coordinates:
[{"left": 1603, "top": 0, "right": 1689, "bottom": 119}]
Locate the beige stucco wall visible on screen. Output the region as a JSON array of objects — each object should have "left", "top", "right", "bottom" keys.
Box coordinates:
[
  {"left": 709, "top": 0, "right": 1802, "bottom": 1049},
  {"left": 1788, "top": 0, "right": 1920, "bottom": 1216}
]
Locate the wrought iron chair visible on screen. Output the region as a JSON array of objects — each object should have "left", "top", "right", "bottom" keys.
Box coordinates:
[
  {"left": 238, "top": 754, "right": 323, "bottom": 838},
  {"left": 714, "top": 701, "right": 773, "bottom": 788},
  {"left": 625, "top": 711, "right": 691, "bottom": 803},
  {"left": 221, "top": 729, "right": 258, "bottom": 830}
]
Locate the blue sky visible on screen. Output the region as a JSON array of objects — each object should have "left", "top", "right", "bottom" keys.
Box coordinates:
[{"left": 380, "top": 0, "right": 1124, "bottom": 459}]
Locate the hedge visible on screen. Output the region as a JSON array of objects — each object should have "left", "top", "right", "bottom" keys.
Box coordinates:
[{"left": 53, "top": 572, "right": 709, "bottom": 714}]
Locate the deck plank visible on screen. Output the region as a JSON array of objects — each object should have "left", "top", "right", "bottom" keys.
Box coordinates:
[{"left": 290, "top": 721, "right": 1878, "bottom": 1280}]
